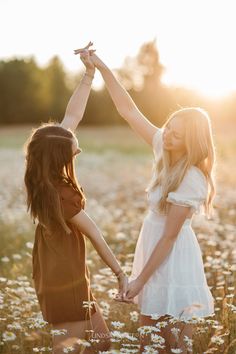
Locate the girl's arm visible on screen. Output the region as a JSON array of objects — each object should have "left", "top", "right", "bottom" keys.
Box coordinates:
[
  {"left": 76, "top": 51, "right": 158, "bottom": 145},
  {"left": 125, "top": 204, "right": 192, "bottom": 299},
  {"left": 60, "top": 43, "right": 95, "bottom": 132},
  {"left": 69, "top": 209, "right": 128, "bottom": 297}
]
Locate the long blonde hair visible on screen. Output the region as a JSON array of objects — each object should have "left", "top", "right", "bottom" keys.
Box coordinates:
[
  {"left": 147, "top": 107, "right": 216, "bottom": 217},
  {"left": 24, "top": 122, "right": 85, "bottom": 234}
]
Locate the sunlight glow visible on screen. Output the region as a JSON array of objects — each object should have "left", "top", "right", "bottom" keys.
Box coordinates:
[
  {"left": 1, "top": 0, "right": 236, "bottom": 98},
  {"left": 161, "top": 69, "right": 236, "bottom": 99}
]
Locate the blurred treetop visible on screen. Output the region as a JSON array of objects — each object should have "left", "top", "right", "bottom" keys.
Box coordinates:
[{"left": 0, "top": 40, "right": 235, "bottom": 125}]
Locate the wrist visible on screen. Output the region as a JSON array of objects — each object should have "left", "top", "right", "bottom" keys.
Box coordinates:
[
  {"left": 81, "top": 72, "right": 94, "bottom": 86},
  {"left": 136, "top": 274, "right": 145, "bottom": 288},
  {"left": 85, "top": 68, "right": 95, "bottom": 77},
  {"left": 115, "top": 269, "right": 125, "bottom": 279}
]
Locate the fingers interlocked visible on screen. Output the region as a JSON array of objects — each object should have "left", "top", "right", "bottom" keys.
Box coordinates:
[{"left": 74, "top": 41, "right": 96, "bottom": 57}]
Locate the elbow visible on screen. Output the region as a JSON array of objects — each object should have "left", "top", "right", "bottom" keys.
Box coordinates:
[
  {"left": 117, "top": 107, "right": 134, "bottom": 121},
  {"left": 116, "top": 108, "right": 128, "bottom": 119}
]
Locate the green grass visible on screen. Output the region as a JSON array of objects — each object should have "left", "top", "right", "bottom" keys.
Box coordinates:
[
  {"left": 0, "top": 122, "right": 235, "bottom": 156},
  {"left": 0, "top": 124, "right": 151, "bottom": 155}
]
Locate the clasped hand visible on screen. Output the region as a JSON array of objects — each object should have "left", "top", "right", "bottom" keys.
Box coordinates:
[
  {"left": 115, "top": 275, "right": 143, "bottom": 304},
  {"left": 74, "top": 41, "right": 96, "bottom": 71},
  {"left": 74, "top": 41, "right": 106, "bottom": 71}
]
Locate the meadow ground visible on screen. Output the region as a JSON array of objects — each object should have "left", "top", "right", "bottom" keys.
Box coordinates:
[{"left": 0, "top": 124, "right": 235, "bottom": 353}]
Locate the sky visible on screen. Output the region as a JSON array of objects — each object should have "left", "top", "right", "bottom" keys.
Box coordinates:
[{"left": 1, "top": 0, "right": 236, "bottom": 97}]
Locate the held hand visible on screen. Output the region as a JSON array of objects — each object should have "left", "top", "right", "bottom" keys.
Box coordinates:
[
  {"left": 114, "top": 277, "right": 141, "bottom": 304},
  {"left": 114, "top": 273, "right": 133, "bottom": 303},
  {"left": 125, "top": 278, "right": 144, "bottom": 301},
  {"left": 74, "top": 41, "right": 96, "bottom": 73},
  {"left": 75, "top": 43, "right": 107, "bottom": 71},
  {"left": 116, "top": 273, "right": 129, "bottom": 300}
]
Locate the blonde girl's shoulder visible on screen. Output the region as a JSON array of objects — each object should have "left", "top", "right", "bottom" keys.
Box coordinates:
[
  {"left": 166, "top": 165, "right": 208, "bottom": 215},
  {"left": 185, "top": 165, "right": 208, "bottom": 192},
  {"left": 189, "top": 165, "right": 207, "bottom": 182}
]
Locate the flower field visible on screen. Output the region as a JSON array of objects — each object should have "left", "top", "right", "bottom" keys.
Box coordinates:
[{"left": 0, "top": 125, "right": 235, "bottom": 353}]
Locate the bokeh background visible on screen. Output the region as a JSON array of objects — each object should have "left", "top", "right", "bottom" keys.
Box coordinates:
[{"left": 0, "top": 0, "right": 235, "bottom": 353}]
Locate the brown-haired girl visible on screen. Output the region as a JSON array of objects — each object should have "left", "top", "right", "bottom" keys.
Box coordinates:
[{"left": 24, "top": 43, "right": 128, "bottom": 353}]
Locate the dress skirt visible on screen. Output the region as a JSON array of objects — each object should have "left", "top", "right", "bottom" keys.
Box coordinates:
[{"left": 129, "top": 210, "right": 215, "bottom": 321}]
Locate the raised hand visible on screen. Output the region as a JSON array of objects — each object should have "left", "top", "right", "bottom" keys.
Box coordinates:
[
  {"left": 74, "top": 41, "right": 96, "bottom": 73},
  {"left": 74, "top": 45, "right": 106, "bottom": 71},
  {"left": 74, "top": 41, "right": 94, "bottom": 55}
]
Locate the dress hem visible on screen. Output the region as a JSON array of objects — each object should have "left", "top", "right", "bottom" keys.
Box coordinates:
[{"left": 139, "top": 310, "right": 215, "bottom": 322}]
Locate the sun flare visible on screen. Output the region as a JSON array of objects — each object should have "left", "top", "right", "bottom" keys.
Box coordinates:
[{"left": 1, "top": 0, "right": 236, "bottom": 99}]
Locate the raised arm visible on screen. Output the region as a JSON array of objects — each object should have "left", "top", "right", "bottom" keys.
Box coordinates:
[
  {"left": 60, "top": 42, "right": 95, "bottom": 132},
  {"left": 74, "top": 50, "right": 158, "bottom": 145},
  {"left": 68, "top": 209, "right": 128, "bottom": 298}
]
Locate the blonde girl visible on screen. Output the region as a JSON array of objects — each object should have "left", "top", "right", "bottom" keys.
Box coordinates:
[{"left": 75, "top": 48, "right": 216, "bottom": 353}]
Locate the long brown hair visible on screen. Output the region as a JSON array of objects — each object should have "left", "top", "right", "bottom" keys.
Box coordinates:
[
  {"left": 24, "top": 122, "right": 85, "bottom": 234},
  {"left": 147, "top": 107, "right": 216, "bottom": 217}
]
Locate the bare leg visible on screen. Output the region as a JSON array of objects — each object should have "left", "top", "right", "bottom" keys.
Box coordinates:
[
  {"left": 51, "top": 303, "right": 111, "bottom": 354},
  {"left": 82, "top": 303, "right": 111, "bottom": 353},
  {"left": 139, "top": 314, "right": 171, "bottom": 354},
  {"left": 163, "top": 319, "right": 193, "bottom": 354}
]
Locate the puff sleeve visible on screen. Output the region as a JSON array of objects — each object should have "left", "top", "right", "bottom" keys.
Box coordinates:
[
  {"left": 166, "top": 167, "right": 208, "bottom": 215},
  {"left": 152, "top": 128, "right": 164, "bottom": 161},
  {"left": 60, "top": 185, "right": 84, "bottom": 221}
]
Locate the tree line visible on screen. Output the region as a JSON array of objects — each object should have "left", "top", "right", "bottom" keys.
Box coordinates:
[{"left": 0, "top": 40, "right": 235, "bottom": 126}]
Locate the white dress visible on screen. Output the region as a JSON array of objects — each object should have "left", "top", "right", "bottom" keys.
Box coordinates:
[{"left": 129, "top": 128, "right": 215, "bottom": 321}]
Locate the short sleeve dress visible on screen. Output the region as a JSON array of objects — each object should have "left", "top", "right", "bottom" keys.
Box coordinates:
[
  {"left": 129, "top": 128, "right": 215, "bottom": 321},
  {"left": 32, "top": 182, "right": 97, "bottom": 324}
]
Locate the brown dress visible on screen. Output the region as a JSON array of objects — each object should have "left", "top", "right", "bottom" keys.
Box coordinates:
[{"left": 32, "top": 182, "right": 97, "bottom": 324}]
